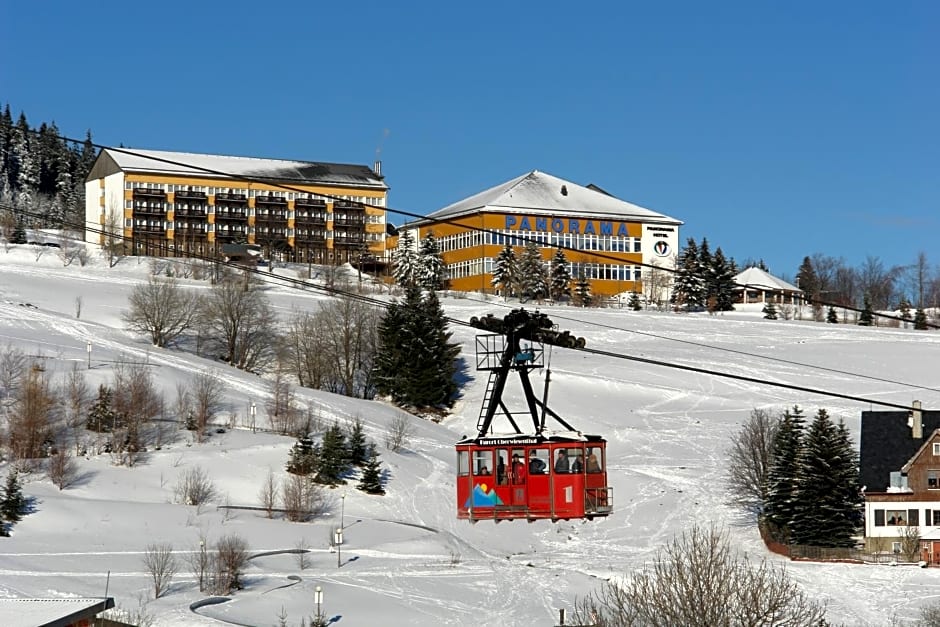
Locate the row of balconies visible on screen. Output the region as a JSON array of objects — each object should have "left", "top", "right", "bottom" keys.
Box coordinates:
[
  {"left": 134, "top": 188, "right": 366, "bottom": 208},
  {"left": 135, "top": 206, "right": 346, "bottom": 225}
]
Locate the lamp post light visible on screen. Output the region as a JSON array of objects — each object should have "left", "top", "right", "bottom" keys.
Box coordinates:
[
  {"left": 86, "top": 341, "right": 92, "bottom": 369},
  {"left": 341, "top": 492, "right": 346, "bottom": 531},
  {"left": 315, "top": 585, "right": 323, "bottom": 620},
  {"left": 249, "top": 401, "right": 257, "bottom": 432},
  {"left": 334, "top": 527, "right": 343, "bottom": 568}
]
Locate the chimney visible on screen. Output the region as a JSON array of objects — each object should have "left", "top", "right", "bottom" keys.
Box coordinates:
[
  {"left": 910, "top": 400, "right": 923, "bottom": 439},
  {"left": 373, "top": 160, "right": 382, "bottom": 177}
]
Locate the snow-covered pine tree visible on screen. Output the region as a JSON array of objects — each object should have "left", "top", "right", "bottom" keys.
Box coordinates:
[
  {"left": 914, "top": 308, "right": 929, "bottom": 330},
  {"left": 491, "top": 243, "right": 517, "bottom": 299},
  {"left": 764, "top": 406, "right": 805, "bottom": 543},
  {"left": 698, "top": 238, "right": 713, "bottom": 301},
  {"left": 87, "top": 385, "right": 116, "bottom": 432},
  {"left": 392, "top": 230, "right": 419, "bottom": 289},
  {"left": 346, "top": 418, "right": 368, "bottom": 467},
  {"left": 549, "top": 247, "right": 572, "bottom": 302},
  {"left": 789, "top": 409, "right": 861, "bottom": 547},
  {"left": 574, "top": 273, "right": 592, "bottom": 307},
  {"left": 518, "top": 241, "right": 548, "bottom": 303},
  {"left": 899, "top": 300, "right": 912, "bottom": 322},
  {"left": 402, "top": 289, "right": 460, "bottom": 408},
  {"left": 1, "top": 471, "right": 24, "bottom": 524},
  {"left": 628, "top": 291, "right": 642, "bottom": 311},
  {"left": 796, "top": 257, "right": 819, "bottom": 303},
  {"left": 417, "top": 230, "right": 446, "bottom": 291},
  {"left": 710, "top": 247, "right": 736, "bottom": 312},
  {"left": 858, "top": 294, "right": 874, "bottom": 326},
  {"left": 672, "top": 238, "right": 705, "bottom": 311},
  {"left": 315, "top": 423, "right": 348, "bottom": 485},
  {"left": 357, "top": 444, "right": 385, "bottom": 495},
  {"left": 373, "top": 297, "right": 409, "bottom": 400},
  {"left": 762, "top": 301, "right": 778, "bottom": 320},
  {"left": 286, "top": 435, "right": 319, "bottom": 476},
  {"left": 827, "top": 306, "right": 838, "bottom": 323}
]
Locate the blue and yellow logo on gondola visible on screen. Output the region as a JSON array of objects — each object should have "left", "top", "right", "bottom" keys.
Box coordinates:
[{"left": 464, "top": 482, "right": 504, "bottom": 507}]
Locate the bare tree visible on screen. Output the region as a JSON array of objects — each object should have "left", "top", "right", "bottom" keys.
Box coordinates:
[
  {"left": 142, "top": 542, "right": 178, "bottom": 598},
  {"left": 111, "top": 357, "right": 163, "bottom": 462},
  {"left": 642, "top": 255, "right": 675, "bottom": 310},
  {"left": 901, "top": 524, "right": 922, "bottom": 562},
  {"left": 267, "top": 366, "right": 300, "bottom": 435},
  {"left": 0, "top": 343, "right": 28, "bottom": 401},
  {"left": 282, "top": 474, "right": 326, "bottom": 522},
  {"left": 258, "top": 468, "right": 279, "bottom": 519},
  {"left": 123, "top": 276, "right": 200, "bottom": 347},
  {"left": 102, "top": 200, "right": 124, "bottom": 268},
  {"left": 858, "top": 255, "right": 897, "bottom": 311},
  {"left": 173, "top": 465, "right": 217, "bottom": 505},
  {"left": 284, "top": 309, "right": 332, "bottom": 390},
  {"left": 185, "top": 530, "right": 211, "bottom": 593},
  {"left": 209, "top": 534, "right": 250, "bottom": 594},
  {"left": 726, "top": 408, "right": 779, "bottom": 515},
  {"left": 57, "top": 232, "right": 86, "bottom": 268},
  {"left": 572, "top": 525, "right": 827, "bottom": 627},
  {"left": 198, "top": 279, "right": 279, "bottom": 372},
  {"left": 46, "top": 449, "right": 80, "bottom": 489},
  {"left": 188, "top": 371, "right": 225, "bottom": 442},
  {"left": 385, "top": 412, "right": 414, "bottom": 453},
  {"left": 295, "top": 538, "right": 311, "bottom": 570},
  {"left": 61, "top": 363, "right": 89, "bottom": 453},
  {"left": 8, "top": 364, "right": 58, "bottom": 460},
  {"left": 317, "top": 295, "right": 381, "bottom": 398}
]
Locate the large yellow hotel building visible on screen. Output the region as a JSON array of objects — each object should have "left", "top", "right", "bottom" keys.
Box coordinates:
[
  {"left": 84, "top": 148, "right": 389, "bottom": 264},
  {"left": 401, "top": 170, "right": 682, "bottom": 298}
]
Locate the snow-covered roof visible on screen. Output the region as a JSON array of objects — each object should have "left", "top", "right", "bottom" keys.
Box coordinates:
[
  {"left": 92, "top": 148, "right": 387, "bottom": 189},
  {"left": 0, "top": 597, "right": 113, "bottom": 627},
  {"left": 733, "top": 266, "right": 801, "bottom": 293},
  {"left": 412, "top": 170, "right": 682, "bottom": 225}
]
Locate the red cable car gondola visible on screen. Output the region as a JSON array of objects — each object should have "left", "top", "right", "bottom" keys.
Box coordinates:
[{"left": 456, "top": 309, "right": 613, "bottom": 522}]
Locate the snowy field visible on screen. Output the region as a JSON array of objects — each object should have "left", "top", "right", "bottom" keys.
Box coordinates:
[{"left": 0, "top": 244, "right": 938, "bottom": 626}]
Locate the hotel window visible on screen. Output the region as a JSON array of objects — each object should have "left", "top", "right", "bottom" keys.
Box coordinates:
[
  {"left": 934, "top": 443, "right": 940, "bottom": 456},
  {"left": 930, "top": 471, "right": 939, "bottom": 489},
  {"left": 633, "top": 239, "right": 642, "bottom": 252}
]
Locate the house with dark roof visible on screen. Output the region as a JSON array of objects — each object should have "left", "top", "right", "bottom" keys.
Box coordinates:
[
  {"left": 0, "top": 597, "right": 115, "bottom": 627},
  {"left": 859, "top": 403, "right": 940, "bottom": 561}
]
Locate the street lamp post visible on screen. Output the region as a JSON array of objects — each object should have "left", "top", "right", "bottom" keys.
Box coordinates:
[
  {"left": 335, "top": 527, "right": 343, "bottom": 568},
  {"left": 249, "top": 401, "right": 257, "bottom": 432},
  {"left": 86, "top": 341, "right": 92, "bottom": 369},
  {"left": 315, "top": 585, "right": 323, "bottom": 620}
]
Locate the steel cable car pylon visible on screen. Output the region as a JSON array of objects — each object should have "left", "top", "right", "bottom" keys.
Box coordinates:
[{"left": 455, "top": 309, "right": 613, "bottom": 522}]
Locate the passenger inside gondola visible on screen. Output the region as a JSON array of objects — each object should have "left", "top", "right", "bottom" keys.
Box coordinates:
[
  {"left": 554, "top": 449, "right": 570, "bottom": 473},
  {"left": 529, "top": 450, "right": 547, "bottom": 474},
  {"left": 586, "top": 448, "right": 602, "bottom": 473},
  {"left": 511, "top": 452, "right": 526, "bottom": 483},
  {"left": 496, "top": 454, "right": 507, "bottom": 485}
]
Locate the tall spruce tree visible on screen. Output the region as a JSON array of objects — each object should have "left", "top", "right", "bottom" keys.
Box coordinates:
[
  {"left": 518, "top": 241, "right": 548, "bottom": 302},
  {"left": 357, "top": 444, "right": 385, "bottom": 495},
  {"left": 549, "top": 248, "right": 572, "bottom": 302},
  {"left": 710, "top": 247, "right": 736, "bottom": 312},
  {"left": 1, "top": 471, "right": 24, "bottom": 524},
  {"left": 417, "top": 231, "right": 445, "bottom": 291},
  {"left": 672, "top": 238, "right": 705, "bottom": 311},
  {"left": 790, "top": 410, "right": 861, "bottom": 547},
  {"left": 764, "top": 406, "right": 806, "bottom": 542},
  {"left": 87, "top": 385, "right": 117, "bottom": 432},
  {"left": 574, "top": 273, "right": 592, "bottom": 307},
  {"left": 762, "top": 301, "right": 778, "bottom": 320},
  {"left": 346, "top": 418, "right": 368, "bottom": 467},
  {"left": 827, "top": 306, "right": 838, "bottom": 323},
  {"left": 374, "top": 285, "right": 459, "bottom": 409},
  {"left": 858, "top": 294, "right": 874, "bottom": 326},
  {"left": 796, "top": 257, "right": 819, "bottom": 303},
  {"left": 392, "top": 230, "right": 419, "bottom": 288},
  {"left": 914, "top": 308, "right": 928, "bottom": 330},
  {"left": 627, "top": 291, "right": 642, "bottom": 311},
  {"left": 286, "top": 435, "right": 319, "bottom": 476},
  {"left": 315, "top": 423, "right": 348, "bottom": 485},
  {"left": 491, "top": 243, "right": 517, "bottom": 299}
]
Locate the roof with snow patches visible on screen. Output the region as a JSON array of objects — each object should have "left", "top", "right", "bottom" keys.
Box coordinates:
[
  {"left": 733, "top": 267, "right": 801, "bottom": 293},
  {"left": 411, "top": 170, "right": 681, "bottom": 226},
  {"left": 88, "top": 148, "right": 387, "bottom": 190}
]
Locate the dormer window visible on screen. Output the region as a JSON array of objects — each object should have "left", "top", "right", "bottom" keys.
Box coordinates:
[{"left": 934, "top": 443, "right": 940, "bottom": 456}]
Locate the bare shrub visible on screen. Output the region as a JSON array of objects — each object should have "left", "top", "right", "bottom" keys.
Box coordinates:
[
  {"left": 572, "top": 525, "right": 827, "bottom": 626},
  {"left": 295, "top": 538, "right": 311, "bottom": 570},
  {"left": 258, "top": 468, "right": 279, "bottom": 519},
  {"left": 384, "top": 412, "right": 414, "bottom": 452},
  {"left": 726, "top": 408, "right": 779, "bottom": 514},
  {"left": 282, "top": 474, "right": 326, "bottom": 522},
  {"left": 189, "top": 371, "right": 225, "bottom": 442},
  {"left": 8, "top": 365, "right": 58, "bottom": 460},
  {"left": 901, "top": 524, "right": 922, "bottom": 562},
  {"left": 174, "top": 466, "right": 216, "bottom": 505},
  {"left": 267, "top": 367, "right": 300, "bottom": 436},
  {"left": 46, "top": 449, "right": 80, "bottom": 489},
  {"left": 0, "top": 343, "right": 28, "bottom": 401},
  {"left": 185, "top": 531, "right": 211, "bottom": 592},
  {"left": 142, "top": 542, "right": 178, "bottom": 598},
  {"left": 208, "top": 534, "right": 250, "bottom": 594}
]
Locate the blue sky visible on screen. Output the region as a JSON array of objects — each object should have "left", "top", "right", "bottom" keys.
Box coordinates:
[{"left": 3, "top": 1, "right": 936, "bottom": 279}]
